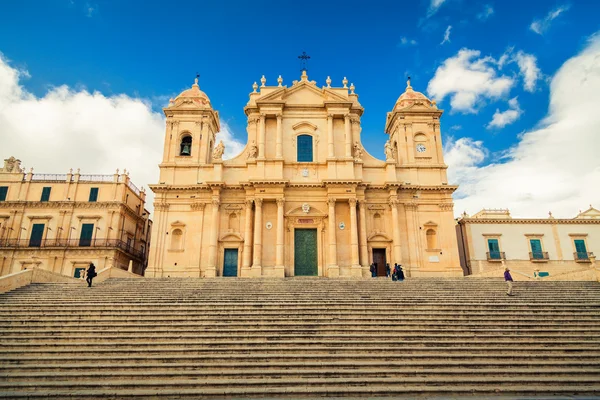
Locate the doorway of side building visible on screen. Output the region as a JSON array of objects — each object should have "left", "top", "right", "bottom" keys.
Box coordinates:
[
  {"left": 223, "top": 249, "right": 239, "bottom": 277},
  {"left": 372, "top": 248, "right": 387, "bottom": 276},
  {"left": 294, "top": 228, "right": 318, "bottom": 276}
]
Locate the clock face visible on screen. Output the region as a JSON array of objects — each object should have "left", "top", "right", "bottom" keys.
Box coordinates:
[{"left": 416, "top": 144, "right": 427, "bottom": 153}]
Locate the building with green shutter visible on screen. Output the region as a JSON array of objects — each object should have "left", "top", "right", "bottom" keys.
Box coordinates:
[
  {"left": 456, "top": 207, "right": 599, "bottom": 277},
  {"left": 0, "top": 156, "right": 152, "bottom": 277}
]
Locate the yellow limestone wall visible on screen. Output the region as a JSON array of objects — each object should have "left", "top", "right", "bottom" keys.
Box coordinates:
[{"left": 147, "top": 74, "right": 463, "bottom": 278}]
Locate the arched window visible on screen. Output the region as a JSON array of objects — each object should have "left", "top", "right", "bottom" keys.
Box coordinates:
[
  {"left": 228, "top": 213, "right": 239, "bottom": 231},
  {"left": 426, "top": 228, "right": 437, "bottom": 250},
  {"left": 171, "top": 229, "right": 183, "bottom": 250},
  {"left": 373, "top": 213, "right": 382, "bottom": 232},
  {"left": 180, "top": 136, "right": 192, "bottom": 156},
  {"left": 297, "top": 135, "right": 313, "bottom": 162}
]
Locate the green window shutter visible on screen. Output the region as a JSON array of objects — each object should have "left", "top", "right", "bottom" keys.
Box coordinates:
[
  {"left": 89, "top": 188, "right": 99, "bottom": 202},
  {"left": 530, "top": 239, "right": 543, "bottom": 259},
  {"left": 40, "top": 187, "right": 51, "bottom": 202},
  {"left": 0, "top": 186, "right": 7, "bottom": 201},
  {"left": 487, "top": 239, "right": 500, "bottom": 259},
  {"left": 79, "top": 223, "right": 94, "bottom": 247},
  {"left": 29, "top": 224, "right": 45, "bottom": 247},
  {"left": 297, "top": 135, "right": 313, "bottom": 162},
  {"left": 574, "top": 240, "right": 587, "bottom": 259}
]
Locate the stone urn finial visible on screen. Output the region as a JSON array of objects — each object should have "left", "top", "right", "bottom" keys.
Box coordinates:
[
  {"left": 342, "top": 77, "right": 348, "bottom": 88},
  {"left": 277, "top": 75, "right": 283, "bottom": 87},
  {"left": 326, "top": 76, "right": 331, "bottom": 88},
  {"left": 350, "top": 83, "right": 355, "bottom": 94},
  {"left": 252, "top": 82, "right": 258, "bottom": 93},
  {"left": 260, "top": 75, "right": 266, "bottom": 87}
]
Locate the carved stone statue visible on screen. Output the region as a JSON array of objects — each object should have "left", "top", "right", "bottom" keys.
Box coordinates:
[
  {"left": 212, "top": 140, "right": 225, "bottom": 160},
  {"left": 384, "top": 140, "right": 394, "bottom": 161},
  {"left": 247, "top": 141, "right": 258, "bottom": 159},
  {"left": 353, "top": 142, "right": 363, "bottom": 161},
  {"left": 2, "top": 157, "right": 23, "bottom": 173}
]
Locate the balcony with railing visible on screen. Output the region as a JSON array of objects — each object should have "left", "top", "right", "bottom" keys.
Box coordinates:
[
  {"left": 529, "top": 251, "right": 549, "bottom": 262},
  {"left": 486, "top": 251, "right": 505, "bottom": 261},
  {"left": 0, "top": 238, "right": 145, "bottom": 260},
  {"left": 574, "top": 252, "right": 594, "bottom": 262}
]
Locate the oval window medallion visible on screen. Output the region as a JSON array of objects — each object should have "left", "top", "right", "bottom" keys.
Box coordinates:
[
  {"left": 339, "top": 222, "right": 345, "bottom": 230},
  {"left": 266, "top": 222, "right": 273, "bottom": 230},
  {"left": 302, "top": 168, "right": 309, "bottom": 177}
]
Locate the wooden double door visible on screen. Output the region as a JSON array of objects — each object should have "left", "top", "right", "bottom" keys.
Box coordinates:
[{"left": 372, "top": 248, "right": 387, "bottom": 276}]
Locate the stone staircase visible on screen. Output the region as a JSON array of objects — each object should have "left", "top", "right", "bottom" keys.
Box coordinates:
[{"left": 0, "top": 277, "right": 599, "bottom": 398}]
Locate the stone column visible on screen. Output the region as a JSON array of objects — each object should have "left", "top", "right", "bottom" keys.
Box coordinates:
[
  {"left": 276, "top": 198, "right": 285, "bottom": 267},
  {"left": 242, "top": 200, "right": 254, "bottom": 272},
  {"left": 191, "top": 203, "right": 206, "bottom": 277},
  {"left": 349, "top": 198, "right": 361, "bottom": 275},
  {"left": 276, "top": 113, "right": 283, "bottom": 159},
  {"left": 327, "top": 114, "right": 334, "bottom": 158},
  {"left": 390, "top": 199, "right": 403, "bottom": 265},
  {"left": 258, "top": 114, "right": 266, "bottom": 160},
  {"left": 206, "top": 197, "right": 220, "bottom": 277},
  {"left": 328, "top": 199, "right": 338, "bottom": 275},
  {"left": 252, "top": 198, "right": 263, "bottom": 273},
  {"left": 358, "top": 200, "right": 369, "bottom": 270},
  {"left": 344, "top": 114, "right": 352, "bottom": 158}
]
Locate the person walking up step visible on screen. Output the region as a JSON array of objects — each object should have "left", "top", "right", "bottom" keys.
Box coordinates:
[
  {"left": 86, "top": 263, "right": 97, "bottom": 288},
  {"left": 504, "top": 267, "right": 514, "bottom": 296}
]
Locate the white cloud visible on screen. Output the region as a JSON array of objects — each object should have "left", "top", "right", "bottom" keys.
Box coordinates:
[
  {"left": 0, "top": 53, "right": 245, "bottom": 214},
  {"left": 530, "top": 4, "right": 570, "bottom": 35},
  {"left": 427, "top": 0, "right": 447, "bottom": 17},
  {"left": 427, "top": 49, "right": 514, "bottom": 113},
  {"left": 487, "top": 97, "right": 522, "bottom": 129},
  {"left": 476, "top": 4, "right": 494, "bottom": 21},
  {"left": 440, "top": 25, "right": 452, "bottom": 45},
  {"left": 446, "top": 33, "right": 600, "bottom": 218},
  {"left": 398, "top": 36, "right": 418, "bottom": 46},
  {"left": 514, "top": 51, "right": 541, "bottom": 92}
]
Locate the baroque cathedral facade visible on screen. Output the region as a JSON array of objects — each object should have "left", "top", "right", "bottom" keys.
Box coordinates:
[{"left": 146, "top": 71, "right": 463, "bottom": 278}]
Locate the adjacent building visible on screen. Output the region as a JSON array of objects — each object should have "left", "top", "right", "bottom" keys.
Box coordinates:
[
  {"left": 0, "top": 157, "right": 151, "bottom": 277},
  {"left": 147, "top": 72, "right": 463, "bottom": 278},
  {"left": 456, "top": 207, "right": 599, "bottom": 275}
]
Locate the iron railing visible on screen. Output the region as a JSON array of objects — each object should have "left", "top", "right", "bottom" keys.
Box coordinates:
[
  {"left": 529, "top": 251, "right": 549, "bottom": 261},
  {"left": 127, "top": 180, "right": 141, "bottom": 196},
  {"left": 78, "top": 174, "right": 114, "bottom": 182},
  {"left": 0, "top": 238, "right": 145, "bottom": 259},
  {"left": 30, "top": 174, "right": 70, "bottom": 182},
  {"left": 486, "top": 251, "right": 505, "bottom": 261},
  {"left": 574, "top": 252, "right": 594, "bottom": 262}
]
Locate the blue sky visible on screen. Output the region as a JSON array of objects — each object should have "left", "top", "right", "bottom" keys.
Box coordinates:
[{"left": 1, "top": 0, "right": 599, "bottom": 217}]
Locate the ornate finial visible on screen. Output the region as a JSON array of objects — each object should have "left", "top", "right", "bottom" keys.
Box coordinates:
[
  {"left": 194, "top": 72, "right": 199, "bottom": 87},
  {"left": 462, "top": 211, "right": 468, "bottom": 217},
  {"left": 301, "top": 70, "right": 308, "bottom": 81},
  {"left": 260, "top": 75, "right": 266, "bottom": 87},
  {"left": 76, "top": 168, "right": 80, "bottom": 174},
  {"left": 548, "top": 211, "right": 554, "bottom": 218},
  {"left": 69, "top": 168, "right": 73, "bottom": 174},
  {"left": 326, "top": 76, "right": 331, "bottom": 88},
  {"left": 277, "top": 75, "right": 283, "bottom": 87},
  {"left": 406, "top": 76, "right": 412, "bottom": 90},
  {"left": 342, "top": 77, "right": 348, "bottom": 88},
  {"left": 29, "top": 167, "right": 34, "bottom": 173},
  {"left": 298, "top": 51, "right": 310, "bottom": 72},
  {"left": 252, "top": 82, "right": 258, "bottom": 93},
  {"left": 350, "top": 83, "right": 355, "bottom": 94},
  {"left": 115, "top": 168, "right": 119, "bottom": 174}
]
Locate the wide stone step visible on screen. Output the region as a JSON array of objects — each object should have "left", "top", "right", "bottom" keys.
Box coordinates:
[
  {"left": 2, "top": 367, "right": 600, "bottom": 382},
  {"left": 2, "top": 359, "right": 598, "bottom": 372},
  {"left": 1, "top": 376, "right": 599, "bottom": 392}
]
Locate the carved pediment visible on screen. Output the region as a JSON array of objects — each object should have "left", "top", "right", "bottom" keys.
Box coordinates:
[
  {"left": 286, "top": 205, "right": 327, "bottom": 217},
  {"left": 368, "top": 232, "right": 392, "bottom": 241},
  {"left": 220, "top": 232, "right": 243, "bottom": 241},
  {"left": 257, "top": 82, "right": 349, "bottom": 106}
]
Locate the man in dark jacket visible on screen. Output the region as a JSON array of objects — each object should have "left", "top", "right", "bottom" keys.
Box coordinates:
[
  {"left": 86, "top": 263, "right": 97, "bottom": 288},
  {"left": 504, "top": 267, "right": 514, "bottom": 296}
]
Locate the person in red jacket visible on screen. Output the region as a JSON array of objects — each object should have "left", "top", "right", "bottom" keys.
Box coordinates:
[{"left": 504, "top": 267, "right": 514, "bottom": 296}]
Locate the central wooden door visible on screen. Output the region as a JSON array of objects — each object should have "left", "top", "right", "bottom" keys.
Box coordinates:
[
  {"left": 372, "top": 248, "right": 387, "bottom": 276},
  {"left": 294, "top": 229, "right": 318, "bottom": 276},
  {"left": 223, "top": 249, "right": 239, "bottom": 277}
]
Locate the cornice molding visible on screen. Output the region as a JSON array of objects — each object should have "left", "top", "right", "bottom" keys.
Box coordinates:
[{"left": 459, "top": 218, "right": 600, "bottom": 225}]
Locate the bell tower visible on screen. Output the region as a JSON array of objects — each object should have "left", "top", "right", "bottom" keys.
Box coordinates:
[
  {"left": 160, "top": 76, "right": 221, "bottom": 181},
  {"left": 384, "top": 78, "right": 448, "bottom": 186}
]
